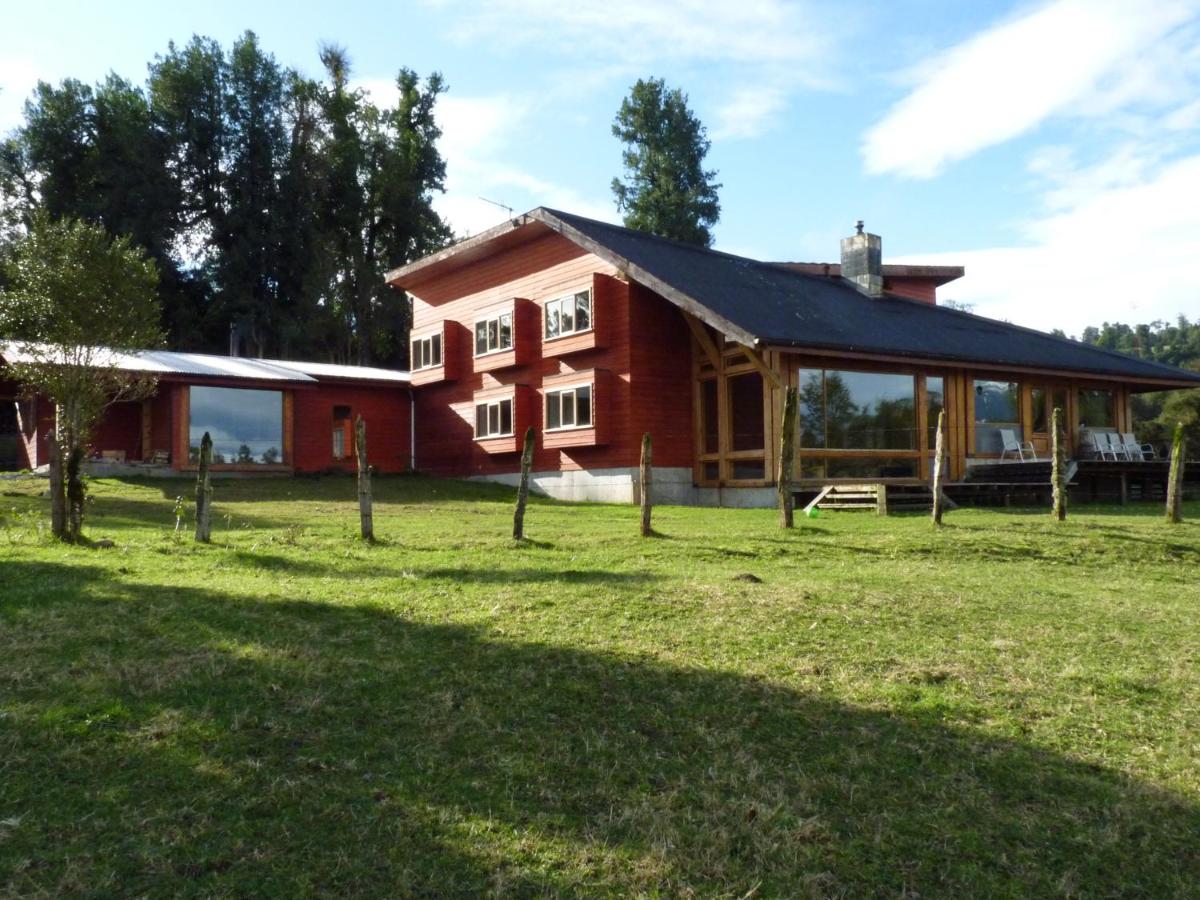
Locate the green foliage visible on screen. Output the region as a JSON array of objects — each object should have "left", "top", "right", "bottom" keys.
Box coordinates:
[
  {"left": 0, "top": 215, "right": 162, "bottom": 539},
  {"left": 1, "top": 31, "right": 452, "bottom": 367},
  {"left": 1073, "top": 316, "right": 1200, "bottom": 448},
  {"left": 611, "top": 78, "right": 721, "bottom": 247},
  {"left": 1, "top": 476, "right": 1200, "bottom": 894}
]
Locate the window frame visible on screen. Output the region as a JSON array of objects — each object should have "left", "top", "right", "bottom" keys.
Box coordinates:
[
  {"left": 544, "top": 382, "right": 594, "bottom": 433},
  {"left": 473, "top": 311, "right": 514, "bottom": 358},
  {"left": 543, "top": 289, "right": 592, "bottom": 341},
  {"left": 474, "top": 397, "right": 515, "bottom": 440},
  {"left": 410, "top": 331, "right": 443, "bottom": 371}
]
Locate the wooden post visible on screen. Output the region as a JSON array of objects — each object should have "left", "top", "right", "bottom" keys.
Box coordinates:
[
  {"left": 1052, "top": 407, "right": 1067, "bottom": 521},
  {"left": 355, "top": 416, "right": 374, "bottom": 541},
  {"left": 876, "top": 484, "right": 888, "bottom": 517},
  {"left": 931, "top": 410, "right": 946, "bottom": 526},
  {"left": 640, "top": 432, "right": 653, "bottom": 536},
  {"left": 194, "top": 431, "right": 212, "bottom": 543},
  {"left": 777, "top": 386, "right": 797, "bottom": 528},
  {"left": 48, "top": 435, "right": 66, "bottom": 540},
  {"left": 1165, "top": 422, "right": 1186, "bottom": 524},
  {"left": 513, "top": 427, "right": 535, "bottom": 540}
]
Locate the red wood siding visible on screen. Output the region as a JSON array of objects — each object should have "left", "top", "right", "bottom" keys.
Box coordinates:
[
  {"left": 409, "top": 230, "right": 698, "bottom": 479},
  {"left": 90, "top": 400, "right": 142, "bottom": 460},
  {"left": 884, "top": 277, "right": 939, "bottom": 304},
  {"left": 290, "top": 383, "right": 411, "bottom": 473}
]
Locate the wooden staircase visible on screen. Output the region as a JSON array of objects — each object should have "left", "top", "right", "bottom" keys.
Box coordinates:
[{"left": 802, "top": 483, "right": 948, "bottom": 515}]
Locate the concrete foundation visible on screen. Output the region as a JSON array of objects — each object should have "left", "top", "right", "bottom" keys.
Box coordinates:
[{"left": 469, "top": 466, "right": 777, "bottom": 507}]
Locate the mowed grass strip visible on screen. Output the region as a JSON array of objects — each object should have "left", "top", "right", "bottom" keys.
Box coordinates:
[{"left": 0, "top": 475, "right": 1198, "bottom": 897}]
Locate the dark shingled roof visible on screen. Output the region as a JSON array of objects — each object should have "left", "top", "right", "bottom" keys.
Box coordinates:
[{"left": 538, "top": 208, "right": 1200, "bottom": 388}]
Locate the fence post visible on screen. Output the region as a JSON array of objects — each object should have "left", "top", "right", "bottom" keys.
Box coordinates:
[
  {"left": 356, "top": 416, "right": 374, "bottom": 541},
  {"left": 777, "top": 386, "right": 798, "bottom": 528},
  {"left": 1052, "top": 407, "right": 1067, "bottom": 522},
  {"left": 1166, "top": 422, "right": 1186, "bottom": 524},
  {"left": 513, "top": 427, "right": 535, "bottom": 540},
  {"left": 638, "top": 432, "right": 653, "bottom": 536},
  {"left": 194, "top": 431, "right": 212, "bottom": 543},
  {"left": 931, "top": 410, "right": 947, "bottom": 526}
]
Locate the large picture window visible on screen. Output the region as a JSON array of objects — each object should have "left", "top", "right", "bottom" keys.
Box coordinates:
[
  {"left": 411, "top": 333, "right": 442, "bottom": 370},
  {"left": 1078, "top": 389, "right": 1115, "bottom": 428},
  {"left": 544, "top": 290, "right": 591, "bottom": 339},
  {"left": 189, "top": 386, "right": 283, "bottom": 465},
  {"left": 546, "top": 385, "right": 591, "bottom": 431},
  {"left": 474, "top": 313, "right": 512, "bottom": 356},
  {"left": 474, "top": 398, "right": 514, "bottom": 439},
  {"left": 974, "top": 380, "right": 1020, "bottom": 454},
  {"left": 799, "top": 369, "right": 916, "bottom": 450}
]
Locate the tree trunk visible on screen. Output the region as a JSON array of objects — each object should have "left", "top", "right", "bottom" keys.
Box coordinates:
[
  {"left": 48, "top": 436, "right": 67, "bottom": 541},
  {"left": 356, "top": 415, "right": 374, "bottom": 541},
  {"left": 513, "top": 427, "right": 535, "bottom": 540},
  {"left": 1166, "top": 422, "right": 1186, "bottom": 524},
  {"left": 65, "top": 441, "right": 85, "bottom": 541},
  {"left": 1052, "top": 407, "right": 1067, "bottom": 521},
  {"left": 195, "top": 431, "right": 213, "bottom": 543},
  {"left": 931, "top": 410, "right": 947, "bottom": 526},
  {"left": 640, "top": 432, "right": 653, "bottom": 537}
]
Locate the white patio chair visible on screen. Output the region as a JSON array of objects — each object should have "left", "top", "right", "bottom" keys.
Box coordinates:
[
  {"left": 999, "top": 428, "right": 1037, "bottom": 462},
  {"left": 1087, "top": 430, "right": 1116, "bottom": 460},
  {"left": 1121, "top": 432, "right": 1156, "bottom": 461},
  {"left": 1104, "top": 431, "right": 1131, "bottom": 461}
]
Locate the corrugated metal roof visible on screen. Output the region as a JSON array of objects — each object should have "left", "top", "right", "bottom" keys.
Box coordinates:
[
  {"left": 260, "top": 358, "right": 410, "bottom": 383},
  {"left": 0, "top": 342, "right": 409, "bottom": 385}
]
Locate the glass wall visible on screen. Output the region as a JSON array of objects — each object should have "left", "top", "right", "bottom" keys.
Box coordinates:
[
  {"left": 728, "top": 372, "right": 765, "bottom": 452},
  {"left": 189, "top": 387, "right": 284, "bottom": 465},
  {"left": 973, "top": 380, "right": 1020, "bottom": 454},
  {"left": 799, "top": 369, "right": 916, "bottom": 449},
  {"left": 1078, "top": 389, "right": 1115, "bottom": 429}
]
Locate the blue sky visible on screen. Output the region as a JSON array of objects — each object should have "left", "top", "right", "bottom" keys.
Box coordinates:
[{"left": 3, "top": 0, "right": 1199, "bottom": 333}]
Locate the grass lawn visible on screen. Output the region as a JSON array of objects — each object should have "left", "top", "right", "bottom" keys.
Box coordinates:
[{"left": 1, "top": 475, "right": 1198, "bottom": 897}]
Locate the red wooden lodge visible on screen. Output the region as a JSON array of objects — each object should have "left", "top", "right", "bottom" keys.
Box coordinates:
[{"left": 3, "top": 208, "right": 1199, "bottom": 506}]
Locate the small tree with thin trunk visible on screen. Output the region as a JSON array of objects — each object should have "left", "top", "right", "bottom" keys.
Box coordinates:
[
  {"left": 0, "top": 215, "right": 162, "bottom": 541},
  {"left": 1051, "top": 407, "right": 1067, "bottom": 522},
  {"left": 1165, "top": 422, "right": 1186, "bottom": 524}
]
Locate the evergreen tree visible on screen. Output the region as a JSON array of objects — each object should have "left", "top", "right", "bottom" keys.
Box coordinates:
[{"left": 611, "top": 78, "right": 721, "bottom": 247}]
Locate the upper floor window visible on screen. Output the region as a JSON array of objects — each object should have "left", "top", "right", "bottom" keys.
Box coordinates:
[
  {"left": 546, "top": 384, "right": 592, "bottom": 431},
  {"left": 475, "top": 313, "right": 512, "bottom": 356},
  {"left": 411, "top": 333, "right": 442, "bottom": 370},
  {"left": 544, "top": 290, "right": 591, "bottom": 339},
  {"left": 475, "top": 397, "right": 514, "bottom": 439}
]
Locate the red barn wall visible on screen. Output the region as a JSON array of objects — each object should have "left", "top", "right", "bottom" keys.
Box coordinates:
[
  {"left": 291, "top": 382, "right": 411, "bottom": 473},
  {"left": 90, "top": 400, "right": 142, "bottom": 460}
]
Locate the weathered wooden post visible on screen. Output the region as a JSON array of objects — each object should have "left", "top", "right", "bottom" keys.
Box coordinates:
[
  {"left": 513, "top": 427, "right": 535, "bottom": 540},
  {"left": 639, "top": 432, "right": 653, "bottom": 536},
  {"left": 355, "top": 415, "right": 374, "bottom": 541},
  {"left": 931, "top": 410, "right": 947, "bottom": 526},
  {"left": 1052, "top": 407, "right": 1067, "bottom": 521},
  {"left": 1165, "top": 422, "right": 1186, "bottom": 524},
  {"left": 194, "top": 431, "right": 213, "bottom": 543},
  {"left": 778, "top": 386, "right": 798, "bottom": 528}
]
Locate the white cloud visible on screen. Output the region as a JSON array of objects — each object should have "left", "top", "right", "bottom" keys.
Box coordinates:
[
  {"left": 431, "top": 0, "right": 838, "bottom": 141},
  {"left": 863, "top": 0, "right": 1200, "bottom": 178},
  {"left": 897, "top": 153, "right": 1200, "bottom": 332}
]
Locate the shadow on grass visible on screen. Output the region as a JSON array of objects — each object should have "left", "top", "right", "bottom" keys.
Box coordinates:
[
  {"left": 3, "top": 562, "right": 1199, "bottom": 896},
  {"left": 420, "top": 567, "right": 662, "bottom": 586}
]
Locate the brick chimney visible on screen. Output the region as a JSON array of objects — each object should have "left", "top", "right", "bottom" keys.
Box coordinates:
[{"left": 840, "top": 220, "right": 883, "bottom": 296}]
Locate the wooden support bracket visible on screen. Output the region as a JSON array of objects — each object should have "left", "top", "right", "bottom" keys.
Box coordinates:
[
  {"left": 738, "top": 344, "right": 783, "bottom": 389},
  {"left": 682, "top": 311, "right": 722, "bottom": 369}
]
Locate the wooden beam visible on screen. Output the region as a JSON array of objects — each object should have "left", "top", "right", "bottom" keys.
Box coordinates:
[
  {"left": 738, "top": 344, "right": 782, "bottom": 389},
  {"left": 682, "top": 312, "right": 721, "bottom": 369}
]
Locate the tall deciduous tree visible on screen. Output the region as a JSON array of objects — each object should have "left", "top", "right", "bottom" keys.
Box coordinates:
[
  {"left": 611, "top": 78, "right": 721, "bottom": 247},
  {"left": 0, "top": 215, "right": 162, "bottom": 541}
]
